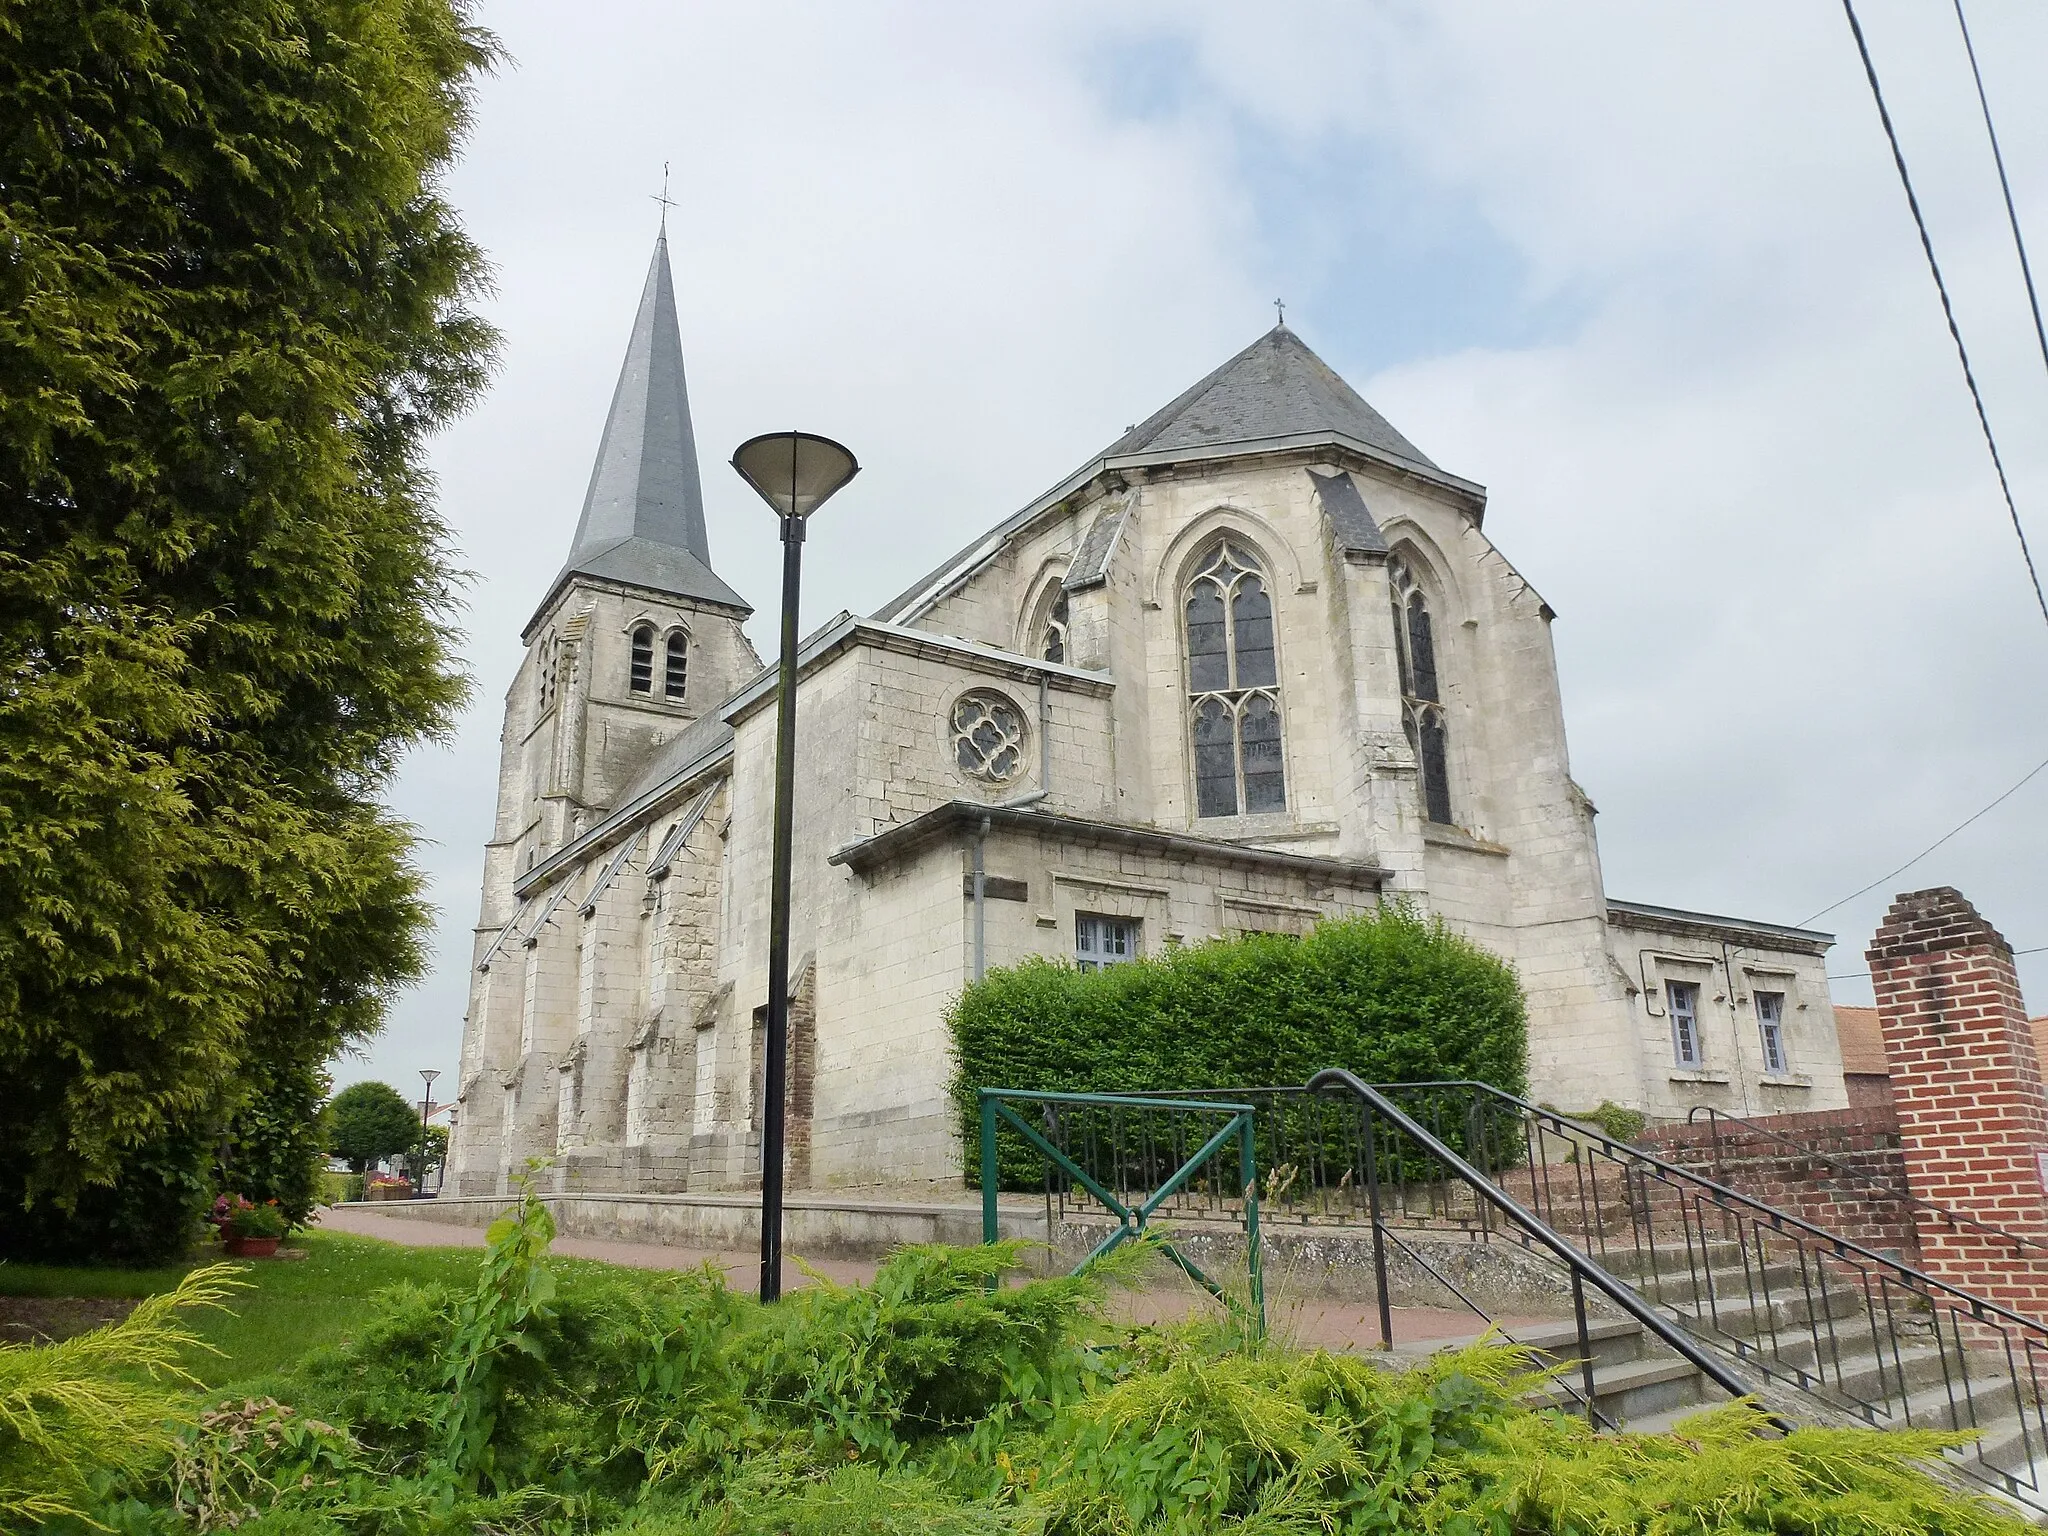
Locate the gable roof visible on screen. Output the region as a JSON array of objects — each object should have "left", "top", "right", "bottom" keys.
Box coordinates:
[
  {"left": 1102, "top": 326, "right": 1439, "bottom": 472},
  {"left": 871, "top": 324, "right": 1479, "bottom": 628},
  {"left": 529, "top": 233, "right": 748, "bottom": 635}
]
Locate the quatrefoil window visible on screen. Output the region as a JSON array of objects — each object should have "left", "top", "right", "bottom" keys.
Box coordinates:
[{"left": 951, "top": 691, "right": 1027, "bottom": 783}]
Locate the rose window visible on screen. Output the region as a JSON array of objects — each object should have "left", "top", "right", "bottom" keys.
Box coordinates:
[{"left": 951, "top": 692, "right": 1027, "bottom": 783}]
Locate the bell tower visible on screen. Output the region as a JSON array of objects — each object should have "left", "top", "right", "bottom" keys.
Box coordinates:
[{"left": 452, "top": 229, "right": 758, "bottom": 1193}]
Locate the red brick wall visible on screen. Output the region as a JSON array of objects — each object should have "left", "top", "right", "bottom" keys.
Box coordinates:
[
  {"left": 1868, "top": 887, "right": 2048, "bottom": 1322},
  {"left": 1638, "top": 1106, "right": 1917, "bottom": 1257}
]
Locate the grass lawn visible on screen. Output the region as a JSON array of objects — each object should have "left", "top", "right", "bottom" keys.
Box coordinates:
[{"left": 0, "top": 1231, "right": 620, "bottom": 1388}]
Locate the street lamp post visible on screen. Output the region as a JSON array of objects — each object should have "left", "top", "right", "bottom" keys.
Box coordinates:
[
  {"left": 730, "top": 431, "right": 860, "bottom": 1303},
  {"left": 418, "top": 1069, "right": 440, "bottom": 1196}
]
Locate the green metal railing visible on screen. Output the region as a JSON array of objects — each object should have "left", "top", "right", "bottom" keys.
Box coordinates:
[{"left": 977, "top": 1087, "right": 1264, "bottom": 1336}]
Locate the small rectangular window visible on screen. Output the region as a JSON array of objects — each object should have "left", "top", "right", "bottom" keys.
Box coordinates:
[
  {"left": 1075, "top": 914, "right": 1139, "bottom": 973},
  {"left": 1756, "top": 991, "right": 1788, "bottom": 1075},
  {"left": 1668, "top": 980, "right": 1703, "bottom": 1068}
]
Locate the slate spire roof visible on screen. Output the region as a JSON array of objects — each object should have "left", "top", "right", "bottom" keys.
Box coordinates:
[
  {"left": 1102, "top": 324, "right": 1438, "bottom": 473},
  {"left": 534, "top": 232, "right": 748, "bottom": 630}
]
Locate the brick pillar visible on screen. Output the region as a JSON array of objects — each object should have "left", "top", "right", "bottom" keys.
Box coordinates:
[{"left": 1868, "top": 886, "right": 2048, "bottom": 1320}]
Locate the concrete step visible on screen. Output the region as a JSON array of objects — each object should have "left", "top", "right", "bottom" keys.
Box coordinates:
[
  {"left": 1650, "top": 1276, "right": 1870, "bottom": 1338},
  {"left": 1498, "top": 1315, "right": 1647, "bottom": 1370},
  {"left": 1535, "top": 1353, "right": 1711, "bottom": 1426}
]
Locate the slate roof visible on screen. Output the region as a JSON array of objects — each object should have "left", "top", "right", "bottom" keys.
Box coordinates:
[
  {"left": 872, "top": 325, "right": 1467, "bottom": 627},
  {"left": 1308, "top": 469, "right": 1389, "bottom": 557},
  {"left": 1102, "top": 325, "right": 1439, "bottom": 471},
  {"left": 531, "top": 233, "right": 747, "bottom": 633}
]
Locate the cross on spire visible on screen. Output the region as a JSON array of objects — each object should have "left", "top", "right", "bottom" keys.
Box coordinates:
[
  {"left": 1274, "top": 297, "right": 1286, "bottom": 328},
  {"left": 651, "top": 161, "right": 677, "bottom": 232}
]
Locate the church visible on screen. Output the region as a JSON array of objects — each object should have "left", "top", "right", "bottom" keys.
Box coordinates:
[{"left": 447, "top": 235, "right": 1851, "bottom": 1197}]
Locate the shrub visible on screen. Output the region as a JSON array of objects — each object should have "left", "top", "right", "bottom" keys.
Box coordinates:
[
  {"left": 950, "top": 906, "right": 1526, "bottom": 1181},
  {"left": 0, "top": 1263, "right": 242, "bottom": 1527},
  {"left": 0, "top": 1126, "right": 214, "bottom": 1266},
  {"left": 224, "top": 1199, "right": 290, "bottom": 1241},
  {"left": 64, "top": 1202, "right": 2027, "bottom": 1536}
]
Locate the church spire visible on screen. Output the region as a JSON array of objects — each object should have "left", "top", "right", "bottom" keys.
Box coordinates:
[{"left": 532, "top": 231, "right": 747, "bottom": 633}]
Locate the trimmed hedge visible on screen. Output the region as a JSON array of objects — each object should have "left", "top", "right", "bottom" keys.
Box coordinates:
[{"left": 949, "top": 905, "right": 1527, "bottom": 1177}]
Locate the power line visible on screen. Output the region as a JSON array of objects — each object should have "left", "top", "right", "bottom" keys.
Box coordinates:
[
  {"left": 1952, "top": 0, "right": 2048, "bottom": 398},
  {"left": 1796, "top": 750, "right": 2048, "bottom": 927},
  {"left": 1829, "top": 943, "right": 2048, "bottom": 982},
  {"left": 1840, "top": 0, "right": 2048, "bottom": 628}
]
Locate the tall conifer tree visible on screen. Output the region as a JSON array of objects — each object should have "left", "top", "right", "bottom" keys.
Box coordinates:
[{"left": 0, "top": 0, "right": 498, "bottom": 1252}]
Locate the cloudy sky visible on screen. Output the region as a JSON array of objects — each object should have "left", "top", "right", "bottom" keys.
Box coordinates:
[{"left": 345, "top": 0, "right": 2048, "bottom": 1099}]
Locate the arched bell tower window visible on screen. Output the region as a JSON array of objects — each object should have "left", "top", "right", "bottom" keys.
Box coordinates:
[
  {"left": 663, "top": 629, "right": 688, "bottom": 701},
  {"left": 1389, "top": 555, "right": 1452, "bottom": 825},
  {"left": 629, "top": 624, "right": 654, "bottom": 695},
  {"left": 1040, "top": 585, "right": 1070, "bottom": 665},
  {"left": 1184, "top": 536, "right": 1286, "bottom": 818}
]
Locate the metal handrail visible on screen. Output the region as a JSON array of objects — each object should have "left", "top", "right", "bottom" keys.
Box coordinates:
[
  {"left": 1405, "top": 1079, "right": 2048, "bottom": 1337},
  {"left": 1305, "top": 1068, "right": 1779, "bottom": 1424},
  {"left": 1682, "top": 1103, "right": 2048, "bottom": 1260}
]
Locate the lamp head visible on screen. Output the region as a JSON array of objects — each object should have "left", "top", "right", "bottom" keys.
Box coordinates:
[{"left": 731, "top": 431, "right": 860, "bottom": 521}]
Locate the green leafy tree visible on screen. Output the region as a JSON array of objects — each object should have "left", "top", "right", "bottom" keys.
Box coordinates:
[
  {"left": 404, "top": 1123, "right": 450, "bottom": 1187},
  {"left": 325, "top": 1082, "right": 423, "bottom": 1175},
  {"left": 0, "top": 0, "right": 499, "bottom": 1255}
]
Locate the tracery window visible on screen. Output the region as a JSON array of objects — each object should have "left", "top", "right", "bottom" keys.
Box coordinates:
[
  {"left": 664, "top": 630, "right": 688, "bottom": 701},
  {"left": 951, "top": 691, "right": 1027, "bottom": 783},
  {"left": 1184, "top": 537, "right": 1285, "bottom": 818},
  {"left": 1041, "top": 587, "right": 1070, "bottom": 665},
  {"left": 1389, "top": 555, "right": 1452, "bottom": 825},
  {"left": 629, "top": 625, "right": 654, "bottom": 694}
]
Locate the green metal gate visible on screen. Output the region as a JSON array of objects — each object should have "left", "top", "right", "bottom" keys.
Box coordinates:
[{"left": 977, "top": 1087, "right": 1264, "bottom": 1336}]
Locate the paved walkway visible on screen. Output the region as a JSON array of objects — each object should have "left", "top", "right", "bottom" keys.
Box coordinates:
[{"left": 317, "top": 1205, "right": 1554, "bottom": 1353}]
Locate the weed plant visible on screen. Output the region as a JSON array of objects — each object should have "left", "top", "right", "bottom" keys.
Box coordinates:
[{"left": 17, "top": 1177, "right": 2034, "bottom": 1536}]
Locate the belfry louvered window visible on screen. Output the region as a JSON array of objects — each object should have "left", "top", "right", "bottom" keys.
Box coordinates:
[
  {"left": 1184, "top": 537, "right": 1286, "bottom": 818},
  {"left": 629, "top": 625, "right": 654, "bottom": 695},
  {"left": 664, "top": 630, "right": 688, "bottom": 701},
  {"left": 1389, "top": 555, "right": 1452, "bottom": 825},
  {"left": 539, "top": 632, "right": 560, "bottom": 711}
]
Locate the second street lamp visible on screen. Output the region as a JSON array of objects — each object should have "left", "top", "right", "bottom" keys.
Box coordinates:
[{"left": 730, "top": 430, "right": 859, "bottom": 1304}]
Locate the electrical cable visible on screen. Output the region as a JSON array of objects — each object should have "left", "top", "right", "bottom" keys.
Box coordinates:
[
  {"left": 1841, "top": 0, "right": 2048, "bottom": 628},
  {"left": 1797, "top": 749, "right": 2048, "bottom": 927},
  {"left": 1952, "top": 0, "right": 2048, "bottom": 401},
  {"left": 1829, "top": 943, "right": 2048, "bottom": 982}
]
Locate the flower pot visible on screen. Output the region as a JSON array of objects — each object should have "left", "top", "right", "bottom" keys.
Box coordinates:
[{"left": 225, "top": 1235, "right": 281, "bottom": 1258}]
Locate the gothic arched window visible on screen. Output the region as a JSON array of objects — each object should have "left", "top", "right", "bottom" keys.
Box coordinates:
[
  {"left": 629, "top": 624, "right": 654, "bottom": 695},
  {"left": 1389, "top": 555, "right": 1452, "bottom": 825},
  {"left": 1040, "top": 585, "right": 1070, "bottom": 665},
  {"left": 1184, "top": 537, "right": 1286, "bottom": 818},
  {"left": 663, "top": 630, "right": 688, "bottom": 701}
]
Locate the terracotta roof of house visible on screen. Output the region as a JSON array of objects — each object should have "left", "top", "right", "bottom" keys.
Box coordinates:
[
  {"left": 1834, "top": 1005, "right": 1887, "bottom": 1076},
  {"left": 1831, "top": 1005, "right": 2048, "bottom": 1077}
]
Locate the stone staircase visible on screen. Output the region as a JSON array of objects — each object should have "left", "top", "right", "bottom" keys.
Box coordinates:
[{"left": 1396, "top": 1229, "right": 2043, "bottom": 1498}]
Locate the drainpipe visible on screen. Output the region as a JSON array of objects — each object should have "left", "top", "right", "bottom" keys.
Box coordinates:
[
  {"left": 1039, "top": 668, "right": 1052, "bottom": 793},
  {"left": 971, "top": 673, "right": 1056, "bottom": 985},
  {"left": 972, "top": 816, "right": 991, "bottom": 981}
]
